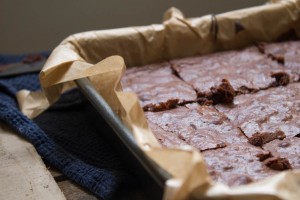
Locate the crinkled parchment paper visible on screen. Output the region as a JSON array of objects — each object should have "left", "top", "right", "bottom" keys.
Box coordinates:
[{"left": 17, "top": 0, "right": 300, "bottom": 199}]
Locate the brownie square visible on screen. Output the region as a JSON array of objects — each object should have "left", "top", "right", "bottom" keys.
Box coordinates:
[
  {"left": 171, "top": 46, "right": 294, "bottom": 99},
  {"left": 264, "top": 137, "right": 300, "bottom": 169},
  {"left": 216, "top": 83, "right": 300, "bottom": 146},
  {"left": 202, "top": 143, "right": 276, "bottom": 187},
  {"left": 121, "top": 62, "right": 197, "bottom": 111},
  {"left": 145, "top": 103, "right": 247, "bottom": 151}
]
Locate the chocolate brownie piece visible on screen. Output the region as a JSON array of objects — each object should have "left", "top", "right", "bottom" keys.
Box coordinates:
[
  {"left": 262, "top": 41, "right": 300, "bottom": 80},
  {"left": 202, "top": 143, "right": 276, "bottom": 187},
  {"left": 171, "top": 46, "right": 294, "bottom": 100},
  {"left": 263, "top": 156, "right": 292, "bottom": 171},
  {"left": 264, "top": 137, "right": 300, "bottom": 169},
  {"left": 145, "top": 103, "right": 247, "bottom": 151},
  {"left": 121, "top": 62, "right": 197, "bottom": 111},
  {"left": 216, "top": 83, "right": 300, "bottom": 146},
  {"left": 147, "top": 121, "right": 188, "bottom": 148}
]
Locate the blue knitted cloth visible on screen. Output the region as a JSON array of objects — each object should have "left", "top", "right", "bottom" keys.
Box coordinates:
[{"left": 0, "top": 54, "right": 143, "bottom": 200}]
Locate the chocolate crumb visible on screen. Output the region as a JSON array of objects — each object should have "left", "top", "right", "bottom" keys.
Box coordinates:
[
  {"left": 268, "top": 54, "right": 285, "bottom": 65},
  {"left": 209, "top": 170, "right": 217, "bottom": 177},
  {"left": 223, "top": 165, "right": 234, "bottom": 171},
  {"left": 264, "top": 157, "right": 292, "bottom": 171},
  {"left": 271, "top": 72, "right": 290, "bottom": 86},
  {"left": 248, "top": 131, "right": 286, "bottom": 147},
  {"left": 143, "top": 99, "right": 179, "bottom": 112},
  {"left": 256, "top": 152, "right": 272, "bottom": 162},
  {"left": 209, "top": 79, "right": 235, "bottom": 104},
  {"left": 249, "top": 134, "right": 264, "bottom": 147}
]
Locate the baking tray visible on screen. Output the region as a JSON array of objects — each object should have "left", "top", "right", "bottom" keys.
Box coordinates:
[
  {"left": 19, "top": 1, "right": 300, "bottom": 199},
  {"left": 75, "top": 78, "right": 172, "bottom": 200}
]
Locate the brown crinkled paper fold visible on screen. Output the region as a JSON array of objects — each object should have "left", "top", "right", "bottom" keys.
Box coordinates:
[{"left": 17, "top": 0, "right": 300, "bottom": 199}]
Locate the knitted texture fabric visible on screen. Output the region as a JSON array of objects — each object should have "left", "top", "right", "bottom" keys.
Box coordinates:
[{"left": 0, "top": 55, "right": 144, "bottom": 200}]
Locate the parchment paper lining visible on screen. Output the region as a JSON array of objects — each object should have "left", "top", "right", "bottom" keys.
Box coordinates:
[{"left": 18, "top": 1, "right": 300, "bottom": 199}]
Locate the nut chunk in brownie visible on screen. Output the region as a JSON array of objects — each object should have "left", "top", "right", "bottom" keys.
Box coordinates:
[
  {"left": 202, "top": 143, "right": 276, "bottom": 187},
  {"left": 121, "top": 62, "right": 197, "bottom": 111},
  {"left": 262, "top": 41, "right": 300, "bottom": 78},
  {"left": 145, "top": 103, "right": 247, "bottom": 151},
  {"left": 171, "top": 46, "right": 293, "bottom": 99},
  {"left": 216, "top": 83, "right": 300, "bottom": 146},
  {"left": 264, "top": 137, "right": 300, "bottom": 169}
]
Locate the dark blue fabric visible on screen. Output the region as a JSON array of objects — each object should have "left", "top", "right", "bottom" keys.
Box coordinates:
[
  {"left": 0, "top": 75, "right": 121, "bottom": 200},
  {"left": 0, "top": 55, "right": 143, "bottom": 200}
]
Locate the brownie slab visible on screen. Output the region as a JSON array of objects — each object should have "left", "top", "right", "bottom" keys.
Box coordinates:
[
  {"left": 121, "top": 40, "right": 300, "bottom": 188},
  {"left": 264, "top": 137, "right": 300, "bottom": 169},
  {"left": 171, "top": 46, "right": 294, "bottom": 99},
  {"left": 216, "top": 83, "right": 300, "bottom": 146},
  {"left": 145, "top": 103, "right": 247, "bottom": 151},
  {"left": 121, "top": 62, "right": 197, "bottom": 111},
  {"left": 202, "top": 143, "right": 276, "bottom": 187}
]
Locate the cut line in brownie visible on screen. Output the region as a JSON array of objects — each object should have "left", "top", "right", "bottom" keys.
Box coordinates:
[
  {"left": 263, "top": 137, "right": 300, "bottom": 169},
  {"left": 145, "top": 103, "right": 247, "bottom": 151},
  {"left": 121, "top": 62, "right": 197, "bottom": 111},
  {"left": 202, "top": 143, "right": 278, "bottom": 187},
  {"left": 170, "top": 46, "right": 297, "bottom": 103},
  {"left": 216, "top": 83, "right": 300, "bottom": 146},
  {"left": 260, "top": 41, "right": 300, "bottom": 79}
]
